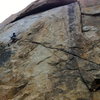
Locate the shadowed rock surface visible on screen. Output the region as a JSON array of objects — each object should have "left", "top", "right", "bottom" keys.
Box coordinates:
[
  {"left": 1, "top": 0, "right": 100, "bottom": 29},
  {"left": 0, "top": 0, "right": 76, "bottom": 28},
  {"left": 0, "top": 0, "right": 100, "bottom": 100}
]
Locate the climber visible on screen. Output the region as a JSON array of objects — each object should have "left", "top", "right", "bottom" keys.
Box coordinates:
[
  {"left": 10, "top": 33, "right": 17, "bottom": 43},
  {"left": 7, "top": 33, "right": 18, "bottom": 46}
]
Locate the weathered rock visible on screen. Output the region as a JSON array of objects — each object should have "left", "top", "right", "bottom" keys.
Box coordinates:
[
  {"left": 81, "top": 5, "right": 100, "bottom": 15},
  {"left": 0, "top": 0, "right": 100, "bottom": 100},
  {"left": 78, "top": 0, "right": 100, "bottom": 7},
  {"left": 77, "top": 0, "right": 100, "bottom": 15},
  {"left": 83, "top": 26, "right": 98, "bottom": 32},
  {"left": 1, "top": 0, "right": 100, "bottom": 29},
  {"left": 0, "top": 0, "right": 76, "bottom": 28}
]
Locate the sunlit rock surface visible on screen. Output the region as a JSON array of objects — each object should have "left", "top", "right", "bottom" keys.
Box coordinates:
[{"left": 0, "top": 0, "right": 100, "bottom": 100}]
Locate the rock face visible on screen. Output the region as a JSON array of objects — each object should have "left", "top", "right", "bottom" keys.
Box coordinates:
[
  {"left": 0, "top": 0, "right": 76, "bottom": 28},
  {"left": 0, "top": 0, "right": 100, "bottom": 100},
  {"left": 77, "top": 0, "right": 100, "bottom": 15}
]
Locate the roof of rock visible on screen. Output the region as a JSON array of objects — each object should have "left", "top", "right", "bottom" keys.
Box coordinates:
[
  {"left": 1, "top": 0, "right": 76, "bottom": 28},
  {"left": 1, "top": 0, "right": 100, "bottom": 28}
]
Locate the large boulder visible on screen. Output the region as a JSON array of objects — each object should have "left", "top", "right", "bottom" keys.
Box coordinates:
[{"left": 0, "top": 0, "right": 100, "bottom": 100}]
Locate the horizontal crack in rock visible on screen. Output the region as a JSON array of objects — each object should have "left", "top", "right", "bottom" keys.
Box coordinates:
[{"left": 27, "top": 40, "right": 100, "bottom": 66}]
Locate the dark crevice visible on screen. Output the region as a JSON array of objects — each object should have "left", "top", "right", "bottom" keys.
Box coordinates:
[
  {"left": 81, "top": 13, "right": 100, "bottom": 16},
  {"left": 77, "top": 1, "right": 83, "bottom": 32},
  {"left": 36, "top": 56, "right": 51, "bottom": 65},
  {"left": 11, "top": 82, "right": 28, "bottom": 98},
  {"left": 91, "top": 79, "right": 100, "bottom": 92}
]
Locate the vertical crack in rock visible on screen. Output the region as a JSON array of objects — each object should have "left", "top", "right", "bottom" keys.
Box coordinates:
[
  {"left": 68, "top": 2, "right": 91, "bottom": 92},
  {"left": 77, "top": 1, "right": 84, "bottom": 32},
  {"left": 68, "top": 3, "right": 76, "bottom": 33}
]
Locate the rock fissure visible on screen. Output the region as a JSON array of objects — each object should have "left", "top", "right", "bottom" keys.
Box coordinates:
[
  {"left": 28, "top": 40, "right": 100, "bottom": 66},
  {"left": 27, "top": 40, "right": 100, "bottom": 92},
  {"left": 82, "top": 13, "right": 100, "bottom": 16},
  {"left": 36, "top": 56, "right": 51, "bottom": 65}
]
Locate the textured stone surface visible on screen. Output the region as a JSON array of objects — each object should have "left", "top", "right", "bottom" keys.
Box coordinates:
[
  {"left": 77, "top": 0, "right": 100, "bottom": 15},
  {"left": 78, "top": 0, "right": 100, "bottom": 7},
  {"left": 0, "top": 0, "right": 76, "bottom": 28},
  {"left": 1, "top": 0, "right": 100, "bottom": 28},
  {"left": 0, "top": 0, "right": 100, "bottom": 100}
]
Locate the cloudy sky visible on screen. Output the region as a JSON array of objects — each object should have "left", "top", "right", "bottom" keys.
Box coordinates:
[{"left": 0, "top": 0, "right": 36, "bottom": 23}]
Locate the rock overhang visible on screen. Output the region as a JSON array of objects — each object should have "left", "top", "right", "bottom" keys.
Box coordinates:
[
  {"left": 0, "top": 0, "right": 77, "bottom": 28},
  {"left": 1, "top": 0, "right": 100, "bottom": 28}
]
